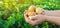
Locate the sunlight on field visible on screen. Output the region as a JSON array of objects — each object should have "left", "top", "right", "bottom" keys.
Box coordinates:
[{"left": 0, "top": 0, "right": 60, "bottom": 28}]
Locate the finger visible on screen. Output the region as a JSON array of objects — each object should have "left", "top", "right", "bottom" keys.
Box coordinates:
[
  {"left": 24, "top": 14, "right": 29, "bottom": 20},
  {"left": 24, "top": 12, "right": 28, "bottom": 19},
  {"left": 30, "top": 20, "right": 40, "bottom": 26},
  {"left": 24, "top": 10, "right": 28, "bottom": 14},
  {"left": 24, "top": 10, "right": 28, "bottom": 17},
  {"left": 28, "top": 20, "right": 38, "bottom": 26},
  {"left": 24, "top": 12, "right": 30, "bottom": 22},
  {"left": 24, "top": 16, "right": 30, "bottom": 22},
  {"left": 30, "top": 16, "right": 37, "bottom": 21},
  {"left": 30, "top": 16, "right": 40, "bottom": 23},
  {"left": 31, "top": 15, "right": 42, "bottom": 21}
]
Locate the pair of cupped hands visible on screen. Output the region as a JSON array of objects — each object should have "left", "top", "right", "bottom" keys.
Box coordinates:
[{"left": 24, "top": 6, "right": 46, "bottom": 26}]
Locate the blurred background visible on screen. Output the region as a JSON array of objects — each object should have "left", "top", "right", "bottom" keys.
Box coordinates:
[{"left": 0, "top": 0, "right": 60, "bottom": 28}]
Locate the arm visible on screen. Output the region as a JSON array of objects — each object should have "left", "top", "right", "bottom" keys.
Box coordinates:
[
  {"left": 30, "top": 15, "right": 60, "bottom": 26},
  {"left": 45, "top": 15, "right": 60, "bottom": 25},
  {"left": 24, "top": 10, "right": 60, "bottom": 26},
  {"left": 44, "top": 10, "right": 60, "bottom": 17},
  {"left": 24, "top": 10, "right": 45, "bottom": 26}
]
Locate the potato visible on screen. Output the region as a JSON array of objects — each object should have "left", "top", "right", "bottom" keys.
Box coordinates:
[
  {"left": 27, "top": 6, "right": 45, "bottom": 20},
  {"left": 28, "top": 12, "right": 36, "bottom": 17},
  {"left": 36, "top": 8, "right": 43, "bottom": 14},
  {"left": 28, "top": 12, "right": 36, "bottom": 19},
  {"left": 28, "top": 5, "right": 36, "bottom": 12}
]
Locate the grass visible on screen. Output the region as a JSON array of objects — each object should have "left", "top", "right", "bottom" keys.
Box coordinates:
[{"left": 0, "top": 0, "right": 60, "bottom": 28}]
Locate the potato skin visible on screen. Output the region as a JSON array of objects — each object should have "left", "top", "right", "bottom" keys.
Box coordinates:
[
  {"left": 28, "top": 12, "right": 36, "bottom": 17},
  {"left": 28, "top": 5, "right": 36, "bottom": 12},
  {"left": 36, "top": 8, "right": 44, "bottom": 14},
  {"left": 27, "top": 6, "right": 45, "bottom": 19}
]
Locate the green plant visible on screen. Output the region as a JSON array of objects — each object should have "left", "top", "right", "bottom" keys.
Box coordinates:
[{"left": 0, "top": 0, "right": 60, "bottom": 28}]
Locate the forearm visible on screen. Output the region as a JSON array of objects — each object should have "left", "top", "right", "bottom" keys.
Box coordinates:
[
  {"left": 45, "top": 15, "right": 60, "bottom": 25},
  {"left": 44, "top": 10, "right": 60, "bottom": 17}
]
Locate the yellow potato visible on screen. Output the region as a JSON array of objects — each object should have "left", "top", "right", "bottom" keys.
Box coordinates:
[
  {"left": 28, "top": 5, "right": 36, "bottom": 12},
  {"left": 27, "top": 5, "right": 45, "bottom": 17},
  {"left": 28, "top": 12, "right": 36, "bottom": 20},
  {"left": 36, "top": 8, "right": 43, "bottom": 14},
  {"left": 27, "top": 6, "right": 45, "bottom": 20},
  {"left": 28, "top": 12, "right": 36, "bottom": 17}
]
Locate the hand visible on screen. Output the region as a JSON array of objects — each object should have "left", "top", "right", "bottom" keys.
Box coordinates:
[
  {"left": 24, "top": 10, "right": 46, "bottom": 26},
  {"left": 29, "top": 15, "right": 46, "bottom": 26}
]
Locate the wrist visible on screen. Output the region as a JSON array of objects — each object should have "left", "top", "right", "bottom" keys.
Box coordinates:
[
  {"left": 44, "top": 15, "right": 50, "bottom": 22},
  {"left": 44, "top": 10, "right": 48, "bottom": 15},
  {"left": 41, "top": 9, "right": 49, "bottom": 15},
  {"left": 40, "top": 15, "right": 47, "bottom": 22},
  {"left": 43, "top": 15, "right": 48, "bottom": 22}
]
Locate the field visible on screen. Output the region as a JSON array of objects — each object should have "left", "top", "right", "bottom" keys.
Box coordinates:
[{"left": 0, "top": 0, "right": 60, "bottom": 28}]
